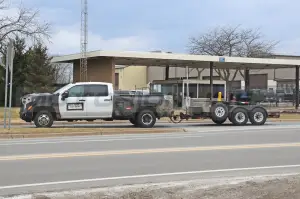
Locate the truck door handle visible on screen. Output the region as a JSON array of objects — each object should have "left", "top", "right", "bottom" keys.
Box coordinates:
[
  {"left": 79, "top": 99, "right": 85, "bottom": 102},
  {"left": 104, "top": 96, "right": 112, "bottom": 101}
]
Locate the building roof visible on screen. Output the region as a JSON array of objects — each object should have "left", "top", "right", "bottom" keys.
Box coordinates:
[{"left": 51, "top": 50, "right": 300, "bottom": 69}]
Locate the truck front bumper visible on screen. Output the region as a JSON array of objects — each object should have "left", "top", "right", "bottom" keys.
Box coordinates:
[{"left": 19, "top": 110, "right": 33, "bottom": 122}]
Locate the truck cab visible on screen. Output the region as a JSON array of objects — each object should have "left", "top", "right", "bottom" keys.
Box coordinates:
[{"left": 57, "top": 82, "right": 114, "bottom": 119}]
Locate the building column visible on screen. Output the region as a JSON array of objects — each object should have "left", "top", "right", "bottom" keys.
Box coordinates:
[
  {"left": 295, "top": 65, "right": 299, "bottom": 109},
  {"left": 210, "top": 62, "right": 213, "bottom": 100},
  {"left": 244, "top": 68, "right": 250, "bottom": 91}
]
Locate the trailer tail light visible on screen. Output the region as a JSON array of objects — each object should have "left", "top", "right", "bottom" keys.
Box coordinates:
[{"left": 125, "top": 106, "right": 132, "bottom": 110}]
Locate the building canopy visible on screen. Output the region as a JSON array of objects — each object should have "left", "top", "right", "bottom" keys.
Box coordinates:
[{"left": 52, "top": 50, "right": 300, "bottom": 69}]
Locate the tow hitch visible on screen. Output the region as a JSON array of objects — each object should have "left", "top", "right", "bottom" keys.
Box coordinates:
[{"left": 169, "top": 111, "right": 191, "bottom": 123}]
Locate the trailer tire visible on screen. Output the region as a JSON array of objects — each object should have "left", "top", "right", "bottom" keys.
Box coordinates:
[
  {"left": 249, "top": 107, "right": 267, "bottom": 125},
  {"left": 136, "top": 109, "right": 156, "bottom": 128},
  {"left": 211, "top": 103, "right": 228, "bottom": 124},
  {"left": 230, "top": 107, "right": 248, "bottom": 126}
]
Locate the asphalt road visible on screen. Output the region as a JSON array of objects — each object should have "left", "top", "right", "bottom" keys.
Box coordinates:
[{"left": 1, "top": 124, "right": 300, "bottom": 196}]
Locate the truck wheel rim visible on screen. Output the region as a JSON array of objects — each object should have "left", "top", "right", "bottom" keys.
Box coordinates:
[
  {"left": 215, "top": 107, "right": 225, "bottom": 118},
  {"left": 38, "top": 114, "right": 50, "bottom": 126},
  {"left": 142, "top": 113, "right": 153, "bottom": 125},
  {"left": 254, "top": 112, "right": 264, "bottom": 123},
  {"left": 235, "top": 112, "right": 245, "bottom": 123}
]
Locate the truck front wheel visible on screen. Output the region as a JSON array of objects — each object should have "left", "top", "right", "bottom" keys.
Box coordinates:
[
  {"left": 136, "top": 110, "right": 156, "bottom": 128},
  {"left": 34, "top": 110, "right": 54, "bottom": 128}
]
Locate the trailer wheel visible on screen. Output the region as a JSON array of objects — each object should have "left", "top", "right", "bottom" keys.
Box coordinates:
[
  {"left": 249, "top": 107, "right": 267, "bottom": 125},
  {"left": 211, "top": 103, "right": 228, "bottom": 124},
  {"left": 136, "top": 109, "right": 156, "bottom": 128},
  {"left": 230, "top": 107, "right": 248, "bottom": 126}
]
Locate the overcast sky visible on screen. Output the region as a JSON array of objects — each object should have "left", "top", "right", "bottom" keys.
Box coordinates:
[{"left": 4, "top": 0, "right": 300, "bottom": 56}]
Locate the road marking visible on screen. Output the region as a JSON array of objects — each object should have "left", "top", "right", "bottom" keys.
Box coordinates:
[
  {"left": 1, "top": 142, "right": 300, "bottom": 161},
  {"left": 1, "top": 164, "right": 300, "bottom": 190}
]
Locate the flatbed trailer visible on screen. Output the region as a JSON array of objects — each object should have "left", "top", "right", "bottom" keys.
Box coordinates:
[{"left": 151, "top": 71, "right": 280, "bottom": 126}]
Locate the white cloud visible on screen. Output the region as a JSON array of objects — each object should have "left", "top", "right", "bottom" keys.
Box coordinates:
[
  {"left": 1, "top": 0, "right": 157, "bottom": 55},
  {"left": 47, "top": 24, "right": 156, "bottom": 55}
]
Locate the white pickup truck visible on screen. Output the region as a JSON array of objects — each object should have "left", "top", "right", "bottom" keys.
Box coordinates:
[{"left": 19, "top": 82, "right": 174, "bottom": 128}]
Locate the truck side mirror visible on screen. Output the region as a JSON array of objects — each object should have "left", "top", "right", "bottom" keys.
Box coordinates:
[{"left": 61, "top": 91, "right": 69, "bottom": 100}]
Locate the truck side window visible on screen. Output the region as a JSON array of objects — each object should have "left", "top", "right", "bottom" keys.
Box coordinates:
[
  {"left": 85, "top": 85, "right": 109, "bottom": 97},
  {"left": 68, "top": 85, "right": 85, "bottom": 97}
]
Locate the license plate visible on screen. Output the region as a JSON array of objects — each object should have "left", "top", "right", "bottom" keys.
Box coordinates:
[{"left": 67, "top": 103, "right": 83, "bottom": 110}]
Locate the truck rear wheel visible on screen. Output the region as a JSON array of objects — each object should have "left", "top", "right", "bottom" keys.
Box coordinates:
[
  {"left": 230, "top": 108, "right": 248, "bottom": 126},
  {"left": 129, "top": 118, "right": 136, "bottom": 125},
  {"left": 210, "top": 103, "right": 228, "bottom": 124},
  {"left": 249, "top": 107, "right": 267, "bottom": 125},
  {"left": 212, "top": 118, "right": 227, "bottom": 125},
  {"left": 136, "top": 109, "right": 156, "bottom": 128},
  {"left": 34, "top": 110, "right": 54, "bottom": 128}
]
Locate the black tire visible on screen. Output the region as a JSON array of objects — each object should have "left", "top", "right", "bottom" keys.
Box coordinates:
[
  {"left": 136, "top": 109, "right": 156, "bottom": 128},
  {"left": 230, "top": 107, "right": 248, "bottom": 126},
  {"left": 210, "top": 103, "right": 228, "bottom": 124},
  {"left": 249, "top": 107, "right": 267, "bottom": 125},
  {"left": 34, "top": 110, "right": 54, "bottom": 128},
  {"left": 129, "top": 118, "right": 135, "bottom": 125},
  {"left": 211, "top": 118, "right": 227, "bottom": 125}
]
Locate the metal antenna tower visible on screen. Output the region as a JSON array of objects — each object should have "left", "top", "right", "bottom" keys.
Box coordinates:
[{"left": 80, "top": 0, "right": 88, "bottom": 82}]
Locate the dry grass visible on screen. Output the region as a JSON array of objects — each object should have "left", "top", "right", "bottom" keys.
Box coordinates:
[{"left": 0, "top": 107, "right": 19, "bottom": 119}]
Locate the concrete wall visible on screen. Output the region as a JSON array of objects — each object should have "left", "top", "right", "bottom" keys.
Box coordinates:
[
  {"left": 73, "top": 57, "right": 115, "bottom": 83},
  {"left": 115, "top": 65, "right": 148, "bottom": 90}
]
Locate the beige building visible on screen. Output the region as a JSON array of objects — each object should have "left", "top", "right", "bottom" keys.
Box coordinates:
[{"left": 115, "top": 65, "right": 148, "bottom": 90}]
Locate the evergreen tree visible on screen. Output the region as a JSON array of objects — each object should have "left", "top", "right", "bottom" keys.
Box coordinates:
[
  {"left": 23, "top": 42, "right": 56, "bottom": 93},
  {"left": 0, "top": 37, "right": 28, "bottom": 106}
]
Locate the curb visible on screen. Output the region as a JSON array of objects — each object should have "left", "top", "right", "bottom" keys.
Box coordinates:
[
  {"left": 1, "top": 118, "right": 300, "bottom": 126},
  {"left": 0, "top": 128, "right": 186, "bottom": 139}
]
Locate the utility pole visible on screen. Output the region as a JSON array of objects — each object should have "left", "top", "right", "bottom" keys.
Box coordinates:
[
  {"left": 3, "top": 39, "right": 14, "bottom": 129},
  {"left": 80, "top": 0, "right": 88, "bottom": 82}
]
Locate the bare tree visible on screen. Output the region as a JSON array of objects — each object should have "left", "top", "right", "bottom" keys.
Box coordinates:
[
  {"left": 188, "top": 25, "right": 278, "bottom": 90},
  {"left": 52, "top": 63, "right": 73, "bottom": 84},
  {"left": 188, "top": 68, "right": 205, "bottom": 79},
  {"left": 0, "top": 0, "right": 51, "bottom": 55}
]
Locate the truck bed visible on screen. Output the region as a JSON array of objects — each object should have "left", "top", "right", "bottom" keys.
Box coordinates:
[{"left": 112, "top": 94, "right": 173, "bottom": 120}]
